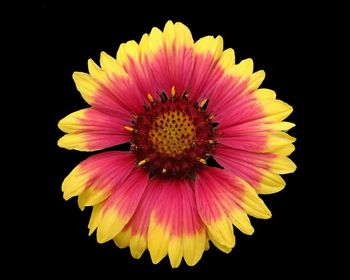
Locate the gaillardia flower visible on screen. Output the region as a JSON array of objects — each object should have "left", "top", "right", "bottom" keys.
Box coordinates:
[{"left": 58, "top": 21, "right": 296, "bottom": 267}]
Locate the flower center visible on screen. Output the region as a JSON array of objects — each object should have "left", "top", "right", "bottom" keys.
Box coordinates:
[
  {"left": 148, "top": 110, "right": 196, "bottom": 157},
  {"left": 128, "top": 88, "right": 217, "bottom": 178}
]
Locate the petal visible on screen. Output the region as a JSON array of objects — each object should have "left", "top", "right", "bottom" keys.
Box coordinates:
[
  {"left": 214, "top": 144, "right": 296, "bottom": 194},
  {"left": 194, "top": 35, "right": 223, "bottom": 61},
  {"left": 195, "top": 168, "right": 271, "bottom": 253},
  {"left": 205, "top": 58, "right": 288, "bottom": 130},
  {"left": 116, "top": 40, "right": 141, "bottom": 70},
  {"left": 269, "top": 155, "right": 297, "bottom": 174},
  {"left": 125, "top": 22, "right": 225, "bottom": 103},
  {"left": 100, "top": 51, "right": 128, "bottom": 79},
  {"left": 72, "top": 72, "right": 100, "bottom": 104},
  {"left": 113, "top": 178, "right": 162, "bottom": 259},
  {"left": 189, "top": 36, "right": 224, "bottom": 101},
  {"left": 113, "top": 22, "right": 228, "bottom": 104},
  {"left": 239, "top": 178, "right": 272, "bottom": 219},
  {"left": 134, "top": 21, "right": 195, "bottom": 97},
  {"left": 73, "top": 65, "right": 140, "bottom": 117},
  {"left": 248, "top": 70, "right": 265, "bottom": 90},
  {"left": 229, "top": 58, "right": 254, "bottom": 81},
  {"left": 164, "top": 21, "right": 194, "bottom": 50},
  {"left": 204, "top": 74, "right": 250, "bottom": 117},
  {"left": 195, "top": 169, "right": 237, "bottom": 252},
  {"left": 78, "top": 187, "right": 108, "bottom": 211},
  {"left": 203, "top": 58, "right": 260, "bottom": 109},
  {"left": 62, "top": 151, "right": 136, "bottom": 203},
  {"left": 139, "top": 27, "right": 163, "bottom": 57},
  {"left": 94, "top": 68, "right": 145, "bottom": 116},
  {"left": 228, "top": 58, "right": 264, "bottom": 91},
  {"left": 72, "top": 53, "right": 145, "bottom": 117},
  {"left": 218, "top": 48, "right": 235, "bottom": 74},
  {"left": 95, "top": 168, "right": 149, "bottom": 243},
  {"left": 211, "top": 87, "right": 295, "bottom": 154},
  {"left": 119, "top": 40, "right": 160, "bottom": 96},
  {"left": 88, "top": 204, "right": 103, "bottom": 236},
  {"left": 88, "top": 58, "right": 107, "bottom": 84},
  {"left": 58, "top": 108, "right": 131, "bottom": 151},
  {"left": 216, "top": 129, "right": 296, "bottom": 154},
  {"left": 264, "top": 132, "right": 296, "bottom": 153},
  {"left": 252, "top": 88, "right": 293, "bottom": 123},
  {"left": 147, "top": 178, "right": 206, "bottom": 267},
  {"left": 268, "top": 121, "right": 295, "bottom": 131}
]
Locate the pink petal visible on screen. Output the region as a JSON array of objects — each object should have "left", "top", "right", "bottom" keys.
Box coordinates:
[
  {"left": 214, "top": 144, "right": 295, "bottom": 193},
  {"left": 58, "top": 108, "right": 131, "bottom": 151},
  {"left": 112, "top": 177, "right": 163, "bottom": 260},
  {"left": 150, "top": 178, "right": 204, "bottom": 236},
  {"left": 148, "top": 178, "right": 206, "bottom": 266},
  {"left": 94, "top": 75, "right": 146, "bottom": 117},
  {"left": 62, "top": 151, "right": 136, "bottom": 201},
  {"left": 96, "top": 168, "right": 149, "bottom": 243},
  {"left": 195, "top": 167, "right": 245, "bottom": 223},
  {"left": 188, "top": 53, "right": 225, "bottom": 101},
  {"left": 195, "top": 167, "right": 266, "bottom": 252},
  {"left": 214, "top": 144, "right": 272, "bottom": 190}
]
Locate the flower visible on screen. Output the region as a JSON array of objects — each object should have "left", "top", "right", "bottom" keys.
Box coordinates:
[{"left": 58, "top": 20, "right": 296, "bottom": 268}]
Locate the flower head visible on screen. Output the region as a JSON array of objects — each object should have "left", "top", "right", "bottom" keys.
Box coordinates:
[{"left": 58, "top": 21, "right": 296, "bottom": 268}]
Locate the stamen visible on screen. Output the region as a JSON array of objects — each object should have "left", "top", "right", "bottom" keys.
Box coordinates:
[
  {"left": 124, "top": 126, "right": 134, "bottom": 132},
  {"left": 198, "top": 158, "right": 207, "bottom": 165},
  {"left": 171, "top": 86, "right": 176, "bottom": 97},
  {"left": 208, "top": 112, "right": 216, "bottom": 120},
  {"left": 199, "top": 98, "right": 208, "bottom": 109},
  {"left": 137, "top": 159, "right": 148, "bottom": 166},
  {"left": 162, "top": 168, "right": 167, "bottom": 174},
  {"left": 147, "top": 93, "right": 154, "bottom": 103}
]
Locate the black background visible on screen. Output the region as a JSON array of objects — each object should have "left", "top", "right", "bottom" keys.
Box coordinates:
[{"left": 23, "top": 3, "right": 334, "bottom": 277}]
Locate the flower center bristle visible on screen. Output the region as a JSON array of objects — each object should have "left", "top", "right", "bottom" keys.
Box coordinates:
[{"left": 128, "top": 88, "right": 217, "bottom": 178}]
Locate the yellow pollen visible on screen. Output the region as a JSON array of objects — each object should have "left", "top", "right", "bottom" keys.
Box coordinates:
[
  {"left": 208, "top": 113, "right": 215, "bottom": 120},
  {"left": 138, "top": 159, "right": 148, "bottom": 166},
  {"left": 162, "top": 168, "right": 167, "bottom": 173},
  {"left": 198, "top": 158, "right": 207, "bottom": 164},
  {"left": 199, "top": 99, "right": 208, "bottom": 109},
  {"left": 147, "top": 93, "right": 154, "bottom": 103},
  {"left": 171, "top": 86, "right": 176, "bottom": 97},
  {"left": 148, "top": 110, "right": 196, "bottom": 157},
  {"left": 124, "top": 126, "right": 134, "bottom": 132}
]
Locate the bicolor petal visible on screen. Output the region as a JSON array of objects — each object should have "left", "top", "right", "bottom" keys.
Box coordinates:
[
  {"left": 214, "top": 144, "right": 296, "bottom": 194},
  {"left": 62, "top": 151, "right": 136, "bottom": 203},
  {"left": 195, "top": 167, "right": 271, "bottom": 253},
  {"left": 58, "top": 108, "right": 131, "bottom": 151},
  {"left": 113, "top": 178, "right": 162, "bottom": 260},
  {"left": 147, "top": 178, "right": 206, "bottom": 268},
  {"left": 92, "top": 168, "right": 149, "bottom": 243}
]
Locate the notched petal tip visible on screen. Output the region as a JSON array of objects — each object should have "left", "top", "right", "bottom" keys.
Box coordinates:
[
  {"left": 219, "top": 48, "right": 236, "bottom": 73},
  {"left": 72, "top": 71, "right": 98, "bottom": 104},
  {"left": 57, "top": 136, "right": 66, "bottom": 149},
  {"left": 130, "top": 237, "right": 147, "bottom": 259},
  {"left": 57, "top": 134, "right": 88, "bottom": 151},
  {"left": 240, "top": 180, "right": 272, "bottom": 219},
  {"left": 271, "top": 156, "right": 297, "bottom": 174},
  {"left": 249, "top": 70, "right": 266, "bottom": 90}
]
